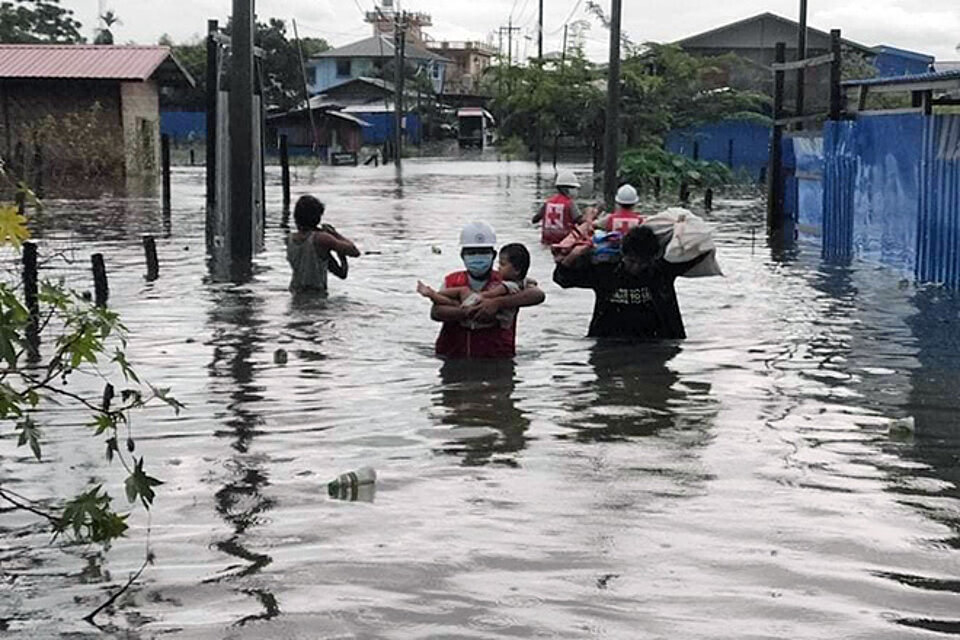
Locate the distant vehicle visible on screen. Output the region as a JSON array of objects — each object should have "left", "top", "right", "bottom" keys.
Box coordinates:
[{"left": 457, "top": 108, "right": 496, "bottom": 149}]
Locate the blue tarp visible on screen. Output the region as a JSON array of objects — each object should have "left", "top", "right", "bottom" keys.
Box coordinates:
[
  {"left": 347, "top": 111, "right": 422, "bottom": 145},
  {"left": 665, "top": 121, "right": 770, "bottom": 181},
  {"left": 160, "top": 111, "right": 206, "bottom": 143}
]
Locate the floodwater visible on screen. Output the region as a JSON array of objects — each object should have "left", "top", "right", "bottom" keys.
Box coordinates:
[{"left": 2, "top": 156, "right": 960, "bottom": 639}]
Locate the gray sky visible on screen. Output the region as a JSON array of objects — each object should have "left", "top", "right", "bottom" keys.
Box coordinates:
[{"left": 70, "top": 0, "right": 960, "bottom": 61}]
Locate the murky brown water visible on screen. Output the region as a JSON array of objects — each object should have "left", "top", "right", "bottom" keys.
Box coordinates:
[{"left": 2, "top": 157, "right": 960, "bottom": 638}]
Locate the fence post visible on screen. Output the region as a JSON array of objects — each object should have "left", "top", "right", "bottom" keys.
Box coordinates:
[
  {"left": 142, "top": 235, "right": 160, "bottom": 281},
  {"left": 280, "top": 134, "right": 290, "bottom": 210},
  {"left": 679, "top": 182, "right": 690, "bottom": 205},
  {"left": 32, "top": 142, "right": 43, "bottom": 199},
  {"left": 704, "top": 188, "right": 714, "bottom": 211},
  {"left": 22, "top": 241, "right": 39, "bottom": 360},
  {"left": 653, "top": 176, "right": 661, "bottom": 199},
  {"left": 767, "top": 42, "right": 786, "bottom": 233},
  {"left": 91, "top": 254, "right": 108, "bottom": 308},
  {"left": 829, "top": 30, "right": 842, "bottom": 121},
  {"left": 161, "top": 134, "right": 171, "bottom": 215}
]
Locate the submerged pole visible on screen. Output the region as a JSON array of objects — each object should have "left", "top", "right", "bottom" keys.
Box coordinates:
[
  {"left": 142, "top": 235, "right": 160, "bottom": 281},
  {"left": 91, "top": 253, "right": 108, "bottom": 308},
  {"left": 767, "top": 42, "right": 787, "bottom": 234},
  {"left": 228, "top": 0, "right": 255, "bottom": 271},
  {"left": 22, "top": 241, "right": 39, "bottom": 360},
  {"left": 280, "top": 134, "right": 290, "bottom": 209},
  {"left": 205, "top": 19, "right": 218, "bottom": 254},
  {"left": 161, "top": 134, "right": 171, "bottom": 215},
  {"left": 603, "top": 0, "right": 623, "bottom": 208}
]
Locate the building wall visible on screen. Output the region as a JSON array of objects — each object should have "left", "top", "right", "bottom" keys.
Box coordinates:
[
  {"left": 121, "top": 80, "right": 161, "bottom": 176},
  {"left": 0, "top": 78, "right": 125, "bottom": 194},
  {"left": 309, "top": 56, "right": 445, "bottom": 95},
  {"left": 873, "top": 50, "right": 934, "bottom": 78},
  {"left": 431, "top": 46, "right": 492, "bottom": 93}
]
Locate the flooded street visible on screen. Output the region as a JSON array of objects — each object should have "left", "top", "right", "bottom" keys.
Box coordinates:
[{"left": 2, "top": 157, "right": 960, "bottom": 638}]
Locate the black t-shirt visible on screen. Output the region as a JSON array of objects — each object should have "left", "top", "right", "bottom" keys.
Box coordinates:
[{"left": 553, "top": 254, "right": 707, "bottom": 339}]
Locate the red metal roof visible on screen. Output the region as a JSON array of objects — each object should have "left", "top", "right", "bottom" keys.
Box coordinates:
[{"left": 0, "top": 45, "right": 180, "bottom": 81}]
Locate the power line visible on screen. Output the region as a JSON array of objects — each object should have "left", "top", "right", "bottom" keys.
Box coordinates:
[{"left": 546, "top": 0, "right": 584, "bottom": 35}]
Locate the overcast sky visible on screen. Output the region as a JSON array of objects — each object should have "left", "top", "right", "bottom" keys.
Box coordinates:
[{"left": 69, "top": 0, "right": 960, "bottom": 61}]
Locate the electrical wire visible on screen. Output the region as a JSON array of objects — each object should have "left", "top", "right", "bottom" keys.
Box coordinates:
[{"left": 546, "top": 0, "right": 584, "bottom": 36}]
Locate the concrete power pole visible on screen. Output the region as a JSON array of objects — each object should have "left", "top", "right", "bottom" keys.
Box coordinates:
[
  {"left": 603, "top": 0, "right": 623, "bottom": 208},
  {"left": 796, "top": 0, "right": 809, "bottom": 128},
  {"left": 229, "top": 0, "right": 254, "bottom": 273},
  {"left": 536, "top": 0, "right": 544, "bottom": 164},
  {"left": 393, "top": 11, "right": 406, "bottom": 168}
]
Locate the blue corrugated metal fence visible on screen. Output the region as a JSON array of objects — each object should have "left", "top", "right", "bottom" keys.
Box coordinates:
[{"left": 918, "top": 115, "right": 960, "bottom": 287}]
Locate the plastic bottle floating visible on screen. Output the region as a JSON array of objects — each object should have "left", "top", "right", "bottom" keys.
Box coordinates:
[
  {"left": 327, "top": 467, "right": 377, "bottom": 502},
  {"left": 887, "top": 416, "right": 916, "bottom": 439}
]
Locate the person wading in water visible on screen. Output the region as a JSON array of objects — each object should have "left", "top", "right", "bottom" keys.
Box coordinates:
[
  {"left": 552, "top": 224, "right": 709, "bottom": 339},
  {"left": 286, "top": 195, "right": 360, "bottom": 295},
  {"left": 431, "top": 222, "right": 545, "bottom": 358}
]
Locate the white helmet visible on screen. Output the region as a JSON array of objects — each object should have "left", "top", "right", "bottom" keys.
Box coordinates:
[
  {"left": 555, "top": 170, "right": 581, "bottom": 188},
  {"left": 615, "top": 184, "right": 640, "bottom": 206},
  {"left": 459, "top": 221, "right": 497, "bottom": 248}
]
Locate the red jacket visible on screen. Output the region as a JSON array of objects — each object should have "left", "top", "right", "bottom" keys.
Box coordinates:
[
  {"left": 434, "top": 270, "right": 517, "bottom": 359},
  {"left": 540, "top": 193, "right": 576, "bottom": 244}
]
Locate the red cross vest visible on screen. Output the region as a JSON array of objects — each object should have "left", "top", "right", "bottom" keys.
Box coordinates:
[
  {"left": 434, "top": 271, "right": 517, "bottom": 359},
  {"left": 540, "top": 194, "right": 575, "bottom": 245},
  {"left": 605, "top": 210, "right": 645, "bottom": 235}
]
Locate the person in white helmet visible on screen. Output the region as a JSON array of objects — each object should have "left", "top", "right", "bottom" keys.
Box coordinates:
[
  {"left": 532, "top": 170, "right": 585, "bottom": 245},
  {"left": 430, "top": 221, "right": 545, "bottom": 359},
  {"left": 598, "top": 184, "right": 645, "bottom": 235}
]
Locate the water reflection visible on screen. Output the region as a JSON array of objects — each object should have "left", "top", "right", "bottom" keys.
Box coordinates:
[
  {"left": 561, "top": 342, "right": 715, "bottom": 442},
  {"left": 205, "top": 285, "right": 278, "bottom": 625},
  {"left": 431, "top": 359, "right": 530, "bottom": 467}
]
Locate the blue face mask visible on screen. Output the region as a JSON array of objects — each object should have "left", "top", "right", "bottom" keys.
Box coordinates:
[{"left": 463, "top": 253, "right": 495, "bottom": 278}]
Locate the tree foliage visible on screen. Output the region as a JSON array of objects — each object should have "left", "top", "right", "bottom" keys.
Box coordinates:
[{"left": 0, "top": 0, "right": 83, "bottom": 43}]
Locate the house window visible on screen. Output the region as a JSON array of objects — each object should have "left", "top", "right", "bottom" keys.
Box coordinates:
[
  {"left": 432, "top": 64, "right": 441, "bottom": 79},
  {"left": 336, "top": 58, "right": 352, "bottom": 77}
]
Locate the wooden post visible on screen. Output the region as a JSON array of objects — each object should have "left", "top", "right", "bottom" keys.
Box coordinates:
[
  {"left": 91, "top": 253, "right": 108, "bottom": 308},
  {"left": 229, "top": 0, "right": 255, "bottom": 270},
  {"left": 161, "top": 134, "right": 171, "bottom": 215},
  {"left": 603, "top": 0, "right": 623, "bottom": 208},
  {"left": 190, "top": 148, "right": 195, "bottom": 166},
  {"left": 767, "top": 42, "right": 787, "bottom": 232},
  {"left": 142, "top": 235, "right": 159, "bottom": 281},
  {"left": 704, "top": 188, "right": 714, "bottom": 211},
  {"left": 22, "top": 241, "right": 39, "bottom": 360},
  {"left": 829, "top": 30, "right": 842, "bottom": 121},
  {"left": 32, "top": 142, "right": 42, "bottom": 199},
  {"left": 727, "top": 139, "right": 734, "bottom": 167},
  {"left": 280, "top": 134, "right": 291, "bottom": 209},
  {"left": 679, "top": 182, "right": 690, "bottom": 204},
  {"left": 796, "top": 0, "right": 809, "bottom": 130},
  {"left": 692, "top": 141, "right": 700, "bottom": 161},
  {"left": 653, "top": 176, "right": 661, "bottom": 199}
]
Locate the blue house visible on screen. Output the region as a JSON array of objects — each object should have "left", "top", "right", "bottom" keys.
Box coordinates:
[{"left": 307, "top": 36, "right": 449, "bottom": 96}]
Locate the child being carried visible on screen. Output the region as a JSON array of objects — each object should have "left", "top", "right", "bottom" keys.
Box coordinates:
[{"left": 418, "top": 243, "right": 533, "bottom": 330}]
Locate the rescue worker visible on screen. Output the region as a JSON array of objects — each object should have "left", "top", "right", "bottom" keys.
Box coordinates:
[
  {"left": 532, "top": 171, "right": 584, "bottom": 244},
  {"left": 432, "top": 222, "right": 546, "bottom": 358},
  {"left": 599, "top": 184, "right": 645, "bottom": 235},
  {"left": 552, "top": 224, "right": 709, "bottom": 340}
]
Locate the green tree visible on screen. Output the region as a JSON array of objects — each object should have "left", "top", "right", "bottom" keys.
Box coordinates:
[
  {"left": 93, "top": 9, "right": 120, "bottom": 45},
  {"left": 0, "top": 0, "right": 83, "bottom": 43}
]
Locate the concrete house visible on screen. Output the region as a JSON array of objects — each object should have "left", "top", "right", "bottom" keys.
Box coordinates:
[
  {"left": 306, "top": 35, "right": 450, "bottom": 95},
  {"left": 426, "top": 41, "right": 496, "bottom": 96},
  {"left": 0, "top": 44, "right": 194, "bottom": 190}
]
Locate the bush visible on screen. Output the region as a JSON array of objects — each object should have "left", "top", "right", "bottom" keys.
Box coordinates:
[{"left": 619, "top": 146, "right": 734, "bottom": 190}]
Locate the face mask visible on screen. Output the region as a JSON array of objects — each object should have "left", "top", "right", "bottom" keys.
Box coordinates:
[
  {"left": 568, "top": 188, "right": 579, "bottom": 199},
  {"left": 463, "top": 254, "right": 494, "bottom": 278}
]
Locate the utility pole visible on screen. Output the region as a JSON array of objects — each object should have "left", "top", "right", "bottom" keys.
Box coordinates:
[
  {"left": 229, "top": 0, "right": 254, "bottom": 273},
  {"left": 393, "top": 11, "right": 406, "bottom": 168},
  {"left": 561, "top": 24, "right": 568, "bottom": 70},
  {"left": 508, "top": 18, "right": 514, "bottom": 70},
  {"left": 536, "top": 0, "right": 544, "bottom": 164},
  {"left": 603, "top": 0, "right": 623, "bottom": 208},
  {"left": 796, "top": 0, "right": 808, "bottom": 129}
]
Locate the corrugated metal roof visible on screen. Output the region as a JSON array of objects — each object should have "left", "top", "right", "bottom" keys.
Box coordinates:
[
  {"left": 843, "top": 70, "right": 960, "bottom": 88},
  {"left": 0, "top": 44, "right": 184, "bottom": 81},
  {"left": 313, "top": 36, "right": 451, "bottom": 63}
]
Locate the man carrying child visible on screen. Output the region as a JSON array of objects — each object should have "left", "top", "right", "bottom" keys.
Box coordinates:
[{"left": 425, "top": 222, "right": 545, "bottom": 359}]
